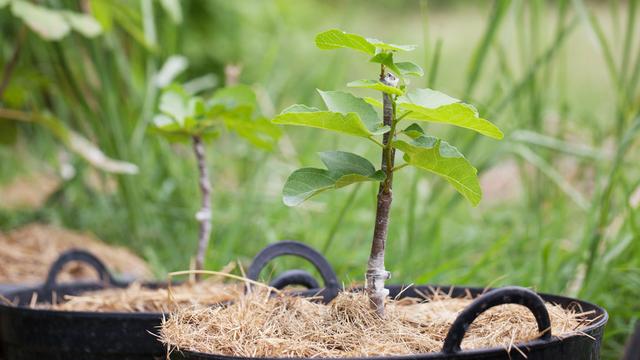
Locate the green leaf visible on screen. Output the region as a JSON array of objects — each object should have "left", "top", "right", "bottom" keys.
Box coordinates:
[
  {"left": 315, "top": 29, "right": 375, "bottom": 55},
  {"left": 283, "top": 168, "right": 336, "bottom": 207},
  {"left": 158, "top": 86, "right": 190, "bottom": 126},
  {"left": 62, "top": 11, "right": 102, "bottom": 37},
  {"left": 155, "top": 55, "right": 188, "bottom": 88},
  {"left": 209, "top": 84, "right": 257, "bottom": 110},
  {"left": 398, "top": 88, "right": 503, "bottom": 139},
  {"left": 393, "top": 135, "right": 481, "bottom": 205},
  {"left": 347, "top": 79, "right": 404, "bottom": 96},
  {"left": 273, "top": 104, "right": 373, "bottom": 138},
  {"left": 273, "top": 91, "right": 390, "bottom": 138},
  {"left": 320, "top": 151, "right": 377, "bottom": 177},
  {"left": 224, "top": 116, "right": 281, "bottom": 150},
  {"left": 0, "top": 0, "right": 11, "bottom": 9},
  {"left": 369, "top": 54, "right": 422, "bottom": 78},
  {"left": 403, "top": 123, "right": 424, "bottom": 139},
  {"left": 155, "top": 84, "right": 270, "bottom": 146},
  {"left": 315, "top": 29, "right": 415, "bottom": 55},
  {"left": 183, "top": 74, "right": 219, "bottom": 94},
  {"left": 317, "top": 90, "right": 383, "bottom": 133},
  {"left": 366, "top": 38, "right": 416, "bottom": 52},
  {"left": 363, "top": 97, "right": 383, "bottom": 108},
  {"left": 151, "top": 115, "right": 192, "bottom": 142},
  {"left": 369, "top": 52, "right": 401, "bottom": 75},
  {"left": 154, "top": 85, "right": 210, "bottom": 138},
  {"left": 185, "top": 84, "right": 267, "bottom": 147},
  {"left": 208, "top": 84, "right": 258, "bottom": 124},
  {"left": 11, "top": 1, "right": 70, "bottom": 40},
  {"left": 283, "top": 151, "right": 384, "bottom": 206},
  {"left": 153, "top": 114, "right": 181, "bottom": 132},
  {"left": 395, "top": 61, "right": 424, "bottom": 77}
]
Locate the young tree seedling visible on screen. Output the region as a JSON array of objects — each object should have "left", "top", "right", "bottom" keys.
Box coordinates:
[
  {"left": 153, "top": 83, "right": 281, "bottom": 274},
  {"left": 273, "top": 29, "right": 503, "bottom": 316}
]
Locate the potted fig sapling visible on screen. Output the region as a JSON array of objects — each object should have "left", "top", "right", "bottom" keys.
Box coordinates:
[
  {"left": 274, "top": 29, "right": 504, "bottom": 315},
  {"left": 152, "top": 83, "right": 282, "bottom": 274},
  {"left": 0, "top": 82, "right": 283, "bottom": 360},
  {"left": 160, "top": 30, "right": 607, "bottom": 360}
]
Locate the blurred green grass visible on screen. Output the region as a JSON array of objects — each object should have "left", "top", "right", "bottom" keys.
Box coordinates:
[{"left": 0, "top": 0, "right": 639, "bottom": 358}]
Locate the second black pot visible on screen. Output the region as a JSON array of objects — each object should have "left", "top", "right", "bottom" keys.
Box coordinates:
[
  {"left": 0, "top": 241, "right": 339, "bottom": 360},
  {"left": 0, "top": 285, "right": 28, "bottom": 296}
]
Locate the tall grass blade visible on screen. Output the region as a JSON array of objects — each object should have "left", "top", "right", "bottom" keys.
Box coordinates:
[
  {"left": 510, "top": 130, "right": 604, "bottom": 160},
  {"left": 512, "top": 144, "right": 589, "bottom": 210},
  {"left": 584, "top": 115, "right": 640, "bottom": 283},
  {"left": 463, "top": 0, "right": 511, "bottom": 100}
]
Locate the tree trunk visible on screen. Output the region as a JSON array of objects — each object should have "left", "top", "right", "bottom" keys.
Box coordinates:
[
  {"left": 365, "top": 70, "right": 397, "bottom": 316},
  {"left": 192, "top": 135, "right": 212, "bottom": 275}
]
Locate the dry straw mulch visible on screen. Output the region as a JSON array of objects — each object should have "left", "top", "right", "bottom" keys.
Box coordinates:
[
  {"left": 0, "top": 223, "right": 151, "bottom": 283},
  {"left": 162, "top": 289, "right": 593, "bottom": 358},
  {"left": 0, "top": 173, "right": 60, "bottom": 210},
  {"left": 45, "top": 280, "right": 242, "bottom": 313}
]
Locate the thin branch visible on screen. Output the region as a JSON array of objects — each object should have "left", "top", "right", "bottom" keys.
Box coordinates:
[
  {"left": 396, "top": 111, "right": 412, "bottom": 122},
  {"left": 368, "top": 136, "right": 385, "bottom": 148},
  {"left": 392, "top": 163, "right": 409, "bottom": 172}
]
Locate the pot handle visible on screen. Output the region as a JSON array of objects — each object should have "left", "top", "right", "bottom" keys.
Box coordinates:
[
  {"left": 44, "top": 249, "right": 117, "bottom": 290},
  {"left": 442, "top": 286, "right": 552, "bottom": 354},
  {"left": 247, "top": 240, "right": 339, "bottom": 301},
  {"left": 269, "top": 269, "right": 320, "bottom": 290}
]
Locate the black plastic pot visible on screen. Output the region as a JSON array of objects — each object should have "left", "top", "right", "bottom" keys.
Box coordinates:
[
  {"left": 0, "top": 253, "right": 143, "bottom": 360},
  {"left": 0, "top": 242, "right": 337, "bottom": 360},
  {"left": 170, "top": 284, "right": 607, "bottom": 360},
  {"left": 0, "top": 285, "right": 28, "bottom": 296}
]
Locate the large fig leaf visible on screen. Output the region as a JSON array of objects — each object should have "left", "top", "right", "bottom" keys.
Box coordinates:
[
  {"left": 315, "top": 29, "right": 376, "bottom": 55},
  {"left": 273, "top": 91, "right": 388, "bottom": 138},
  {"left": 393, "top": 135, "right": 481, "bottom": 205},
  {"left": 398, "top": 88, "right": 503, "bottom": 139},
  {"left": 315, "top": 29, "right": 415, "bottom": 55},
  {"left": 283, "top": 151, "right": 384, "bottom": 206},
  {"left": 366, "top": 38, "right": 416, "bottom": 52},
  {"left": 347, "top": 79, "right": 404, "bottom": 96}
]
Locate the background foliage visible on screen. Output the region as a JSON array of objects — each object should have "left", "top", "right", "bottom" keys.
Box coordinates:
[{"left": 0, "top": 1, "right": 639, "bottom": 358}]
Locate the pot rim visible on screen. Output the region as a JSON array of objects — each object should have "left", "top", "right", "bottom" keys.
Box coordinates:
[
  {"left": 0, "top": 280, "right": 328, "bottom": 318},
  {"left": 0, "top": 283, "right": 608, "bottom": 335},
  {"left": 178, "top": 334, "right": 594, "bottom": 360},
  {"left": 0, "top": 280, "right": 169, "bottom": 318}
]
